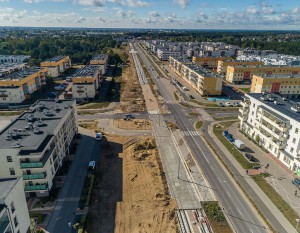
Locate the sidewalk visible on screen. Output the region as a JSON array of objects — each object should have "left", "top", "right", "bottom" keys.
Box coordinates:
[
  {"left": 228, "top": 122, "right": 300, "bottom": 216},
  {"left": 206, "top": 121, "right": 296, "bottom": 233}
]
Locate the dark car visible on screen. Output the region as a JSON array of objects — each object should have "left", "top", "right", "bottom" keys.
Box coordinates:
[
  {"left": 124, "top": 114, "right": 135, "bottom": 121},
  {"left": 189, "top": 95, "right": 195, "bottom": 99},
  {"left": 245, "top": 153, "right": 260, "bottom": 163},
  {"left": 292, "top": 178, "right": 300, "bottom": 188}
]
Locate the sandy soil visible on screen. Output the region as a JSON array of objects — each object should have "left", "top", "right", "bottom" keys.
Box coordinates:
[
  {"left": 86, "top": 135, "right": 178, "bottom": 233},
  {"left": 113, "top": 119, "right": 152, "bottom": 130},
  {"left": 118, "top": 47, "right": 146, "bottom": 113},
  {"left": 78, "top": 120, "right": 98, "bottom": 131}
]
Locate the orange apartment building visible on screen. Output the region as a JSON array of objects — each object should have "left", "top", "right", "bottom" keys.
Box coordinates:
[
  {"left": 217, "top": 60, "right": 264, "bottom": 74},
  {"left": 192, "top": 56, "right": 232, "bottom": 70}
]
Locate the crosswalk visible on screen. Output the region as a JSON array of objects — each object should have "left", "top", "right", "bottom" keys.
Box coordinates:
[
  {"left": 148, "top": 110, "right": 160, "bottom": 115},
  {"left": 181, "top": 131, "right": 200, "bottom": 136},
  {"left": 192, "top": 108, "right": 214, "bottom": 121}
]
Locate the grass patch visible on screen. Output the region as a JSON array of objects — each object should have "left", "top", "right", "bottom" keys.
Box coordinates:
[
  {"left": 174, "top": 92, "right": 179, "bottom": 101},
  {"left": 77, "top": 111, "right": 99, "bottom": 115},
  {"left": 239, "top": 87, "right": 251, "bottom": 93},
  {"left": 201, "top": 201, "right": 233, "bottom": 233},
  {"left": 190, "top": 99, "right": 218, "bottom": 107},
  {"left": 252, "top": 174, "right": 300, "bottom": 230},
  {"left": 204, "top": 107, "right": 239, "bottom": 112},
  {"left": 78, "top": 102, "right": 110, "bottom": 109},
  {"left": 0, "top": 111, "right": 23, "bottom": 116},
  {"left": 79, "top": 174, "right": 95, "bottom": 209},
  {"left": 30, "top": 213, "right": 46, "bottom": 224},
  {"left": 213, "top": 121, "right": 259, "bottom": 169},
  {"left": 195, "top": 121, "right": 203, "bottom": 129}
]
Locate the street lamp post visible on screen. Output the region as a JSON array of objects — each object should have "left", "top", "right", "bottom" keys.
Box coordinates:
[{"left": 295, "top": 219, "right": 300, "bottom": 233}]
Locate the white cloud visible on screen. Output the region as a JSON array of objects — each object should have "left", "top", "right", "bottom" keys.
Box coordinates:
[
  {"left": 0, "top": 0, "right": 10, "bottom": 2},
  {"left": 76, "top": 0, "right": 105, "bottom": 6},
  {"left": 127, "top": 0, "right": 149, "bottom": 7},
  {"left": 24, "top": 0, "right": 42, "bottom": 3},
  {"left": 174, "top": 0, "right": 189, "bottom": 9},
  {"left": 149, "top": 11, "right": 160, "bottom": 17},
  {"left": 262, "top": 2, "right": 275, "bottom": 14},
  {"left": 247, "top": 6, "right": 259, "bottom": 14}
]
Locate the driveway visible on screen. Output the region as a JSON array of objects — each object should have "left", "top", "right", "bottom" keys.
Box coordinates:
[{"left": 227, "top": 122, "right": 300, "bottom": 216}]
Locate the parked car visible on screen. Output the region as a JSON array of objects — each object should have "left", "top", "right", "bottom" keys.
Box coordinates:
[
  {"left": 218, "top": 102, "right": 224, "bottom": 107},
  {"left": 124, "top": 114, "right": 135, "bottom": 120},
  {"left": 225, "top": 102, "right": 232, "bottom": 107},
  {"left": 245, "top": 153, "right": 260, "bottom": 162},
  {"left": 292, "top": 178, "right": 300, "bottom": 188},
  {"left": 189, "top": 95, "right": 195, "bottom": 99},
  {"left": 54, "top": 85, "right": 66, "bottom": 91}
]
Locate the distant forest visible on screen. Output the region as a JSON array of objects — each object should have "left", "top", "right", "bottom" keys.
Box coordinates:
[{"left": 0, "top": 34, "right": 124, "bottom": 65}]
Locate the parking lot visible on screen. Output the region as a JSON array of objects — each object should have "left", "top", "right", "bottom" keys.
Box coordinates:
[{"left": 227, "top": 122, "right": 300, "bottom": 215}]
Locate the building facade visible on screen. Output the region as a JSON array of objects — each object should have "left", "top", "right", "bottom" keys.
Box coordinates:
[
  {"left": 0, "top": 67, "right": 48, "bottom": 104},
  {"left": 226, "top": 65, "right": 300, "bottom": 84},
  {"left": 251, "top": 74, "right": 300, "bottom": 98},
  {"left": 217, "top": 60, "right": 264, "bottom": 75},
  {"left": 72, "top": 65, "right": 101, "bottom": 100},
  {"left": 90, "top": 54, "right": 109, "bottom": 75},
  {"left": 169, "top": 57, "right": 223, "bottom": 96},
  {"left": 192, "top": 56, "right": 232, "bottom": 70},
  {"left": 0, "top": 55, "right": 30, "bottom": 64},
  {"left": 0, "top": 177, "right": 30, "bottom": 233},
  {"left": 239, "top": 93, "right": 300, "bottom": 173},
  {"left": 0, "top": 99, "right": 78, "bottom": 197},
  {"left": 40, "top": 56, "right": 71, "bottom": 78}
]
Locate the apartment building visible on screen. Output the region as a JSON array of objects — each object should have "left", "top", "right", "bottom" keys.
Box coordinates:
[
  {"left": 72, "top": 65, "right": 101, "bottom": 100},
  {"left": 0, "top": 55, "right": 30, "bottom": 64},
  {"left": 90, "top": 54, "right": 109, "bottom": 75},
  {"left": 0, "top": 99, "right": 78, "bottom": 197},
  {"left": 226, "top": 65, "right": 300, "bottom": 84},
  {"left": 239, "top": 93, "right": 300, "bottom": 173},
  {"left": 251, "top": 74, "right": 300, "bottom": 98},
  {"left": 40, "top": 56, "right": 71, "bottom": 77},
  {"left": 0, "top": 67, "right": 48, "bottom": 104},
  {"left": 157, "top": 48, "right": 181, "bottom": 61},
  {"left": 217, "top": 60, "right": 264, "bottom": 75},
  {"left": 0, "top": 63, "right": 27, "bottom": 77},
  {"left": 0, "top": 177, "right": 30, "bottom": 233},
  {"left": 169, "top": 57, "right": 222, "bottom": 96},
  {"left": 192, "top": 56, "right": 232, "bottom": 70}
]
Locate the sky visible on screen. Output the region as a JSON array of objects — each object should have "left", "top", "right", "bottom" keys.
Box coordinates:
[{"left": 1, "top": 0, "right": 300, "bottom": 29}]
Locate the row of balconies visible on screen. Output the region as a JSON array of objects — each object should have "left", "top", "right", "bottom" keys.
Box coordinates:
[
  {"left": 25, "top": 183, "right": 48, "bottom": 191},
  {"left": 23, "top": 172, "right": 47, "bottom": 180}
]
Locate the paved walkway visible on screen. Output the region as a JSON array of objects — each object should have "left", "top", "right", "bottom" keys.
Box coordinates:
[
  {"left": 228, "top": 122, "right": 300, "bottom": 216},
  {"left": 206, "top": 121, "right": 296, "bottom": 233}
]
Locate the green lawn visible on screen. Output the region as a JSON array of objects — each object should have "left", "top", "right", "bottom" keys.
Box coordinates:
[
  {"left": 239, "top": 87, "right": 251, "bottom": 93},
  {"left": 174, "top": 92, "right": 179, "bottom": 100},
  {"left": 0, "top": 111, "right": 23, "bottom": 116},
  {"left": 78, "top": 102, "right": 110, "bottom": 109},
  {"left": 195, "top": 121, "right": 203, "bottom": 129}
]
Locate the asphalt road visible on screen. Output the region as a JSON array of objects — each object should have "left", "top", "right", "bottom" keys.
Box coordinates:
[
  {"left": 46, "top": 133, "right": 101, "bottom": 233},
  {"left": 135, "top": 43, "right": 270, "bottom": 233},
  {"left": 78, "top": 112, "right": 150, "bottom": 120}
]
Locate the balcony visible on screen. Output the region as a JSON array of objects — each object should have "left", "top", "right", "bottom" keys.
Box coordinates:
[
  {"left": 20, "top": 162, "right": 43, "bottom": 169},
  {"left": 23, "top": 172, "right": 47, "bottom": 180},
  {"left": 25, "top": 183, "right": 48, "bottom": 191},
  {"left": 0, "top": 216, "right": 10, "bottom": 233},
  {"left": 240, "top": 101, "right": 249, "bottom": 108},
  {"left": 238, "top": 114, "right": 247, "bottom": 121}
]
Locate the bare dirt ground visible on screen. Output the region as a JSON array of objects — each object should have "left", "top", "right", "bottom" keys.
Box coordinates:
[
  {"left": 86, "top": 135, "right": 178, "bottom": 233},
  {"left": 118, "top": 47, "right": 146, "bottom": 113},
  {"left": 113, "top": 119, "right": 152, "bottom": 130}
]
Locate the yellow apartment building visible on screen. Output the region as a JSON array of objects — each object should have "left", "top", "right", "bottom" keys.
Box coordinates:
[
  {"left": 226, "top": 65, "right": 300, "bottom": 84},
  {"left": 192, "top": 56, "right": 232, "bottom": 69},
  {"left": 170, "top": 57, "right": 222, "bottom": 96},
  {"left": 0, "top": 67, "right": 48, "bottom": 104},
  {"left": 251, "top": 74, "right": 300, "bottom": 98},
  {"left": 217, "top": 60, "right": 264, "bottom": 74},
  {"left": 40, "top": 56, "right": 71, "bottom": 77},
  {"left": 90, "top": 54, "right": 109, "bottom": 75}
]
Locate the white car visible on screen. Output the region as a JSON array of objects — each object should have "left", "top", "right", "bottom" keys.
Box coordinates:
[{"left": 225, "top": 102, "right": 232, "bottom": 107}]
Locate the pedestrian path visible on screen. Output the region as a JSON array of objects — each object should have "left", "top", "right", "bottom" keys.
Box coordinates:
[
  {"left": 148, "top": 110, "right": 160, "bottom": 115},
  {"left": 181, "top": 131, "right": 200, "bottom": 136},
  {"left": 193, "top": 108, "right": 213, "bottom": 121},
  {"left": 165, "top": 100, "right": 188, "bottom": 104}
]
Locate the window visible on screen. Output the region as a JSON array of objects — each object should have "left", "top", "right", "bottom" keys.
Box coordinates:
[
  {"left": 10, "top": 202, "right": 15, "bottom": 213},
  {"left": 290, "top": 147, "right": 294, "bottom": 153},
  {"left": 13, "top": 216, "right": 18, "bottom": 228},
  {"left": 283, "top": 155, "right": 291, "bottom": 164},
  {"left": 296, "top": 128, "right": 299, "bottom": 134},
  {"left": 6, "top": 156, "right": 12, "bottom": 162},
  {"left": 9, "top": 168, "right": 15, "bottom": 176},
  {"left": 293, "top": 138, "right": 296, "bottom": 143}
]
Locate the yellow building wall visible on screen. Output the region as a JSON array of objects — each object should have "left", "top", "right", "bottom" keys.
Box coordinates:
[
  {"left": 72, "top": 76, "right": 95, "bottom": 84},
  {"left": 40, "top": 56, "right": 70, "bottom": 67},
  {"left": 192, "top": 56, "right": 232, "bottom": 69}
]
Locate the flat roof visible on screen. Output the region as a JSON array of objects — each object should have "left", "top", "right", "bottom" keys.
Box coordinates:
[
  {"left": 72, "top": 65, "right": 99, "bottom": 78},
  {"left": 258, "top": 74, "right": 300, "bottom": 79},
  {"left": 0, "top": 63, "right": 26, "bottom": 73},
  {"left": 185, "top": 64, "right": 221, "bottom": 78},
  {"left": 0, "top": 99, "right": 75, "bottom": 152},
  {"left": 0, "top": 67, "right": 44, "bottom": 81},
  {"left": 90, "top": 54, "right": 108, "bottom": 61},
  {"left": 232, "top": 64, "right": 298, "bottom": 69},
  {"left": 0, "top": 178, "right": 19, "bottom": 200},
  {"left": 43, "top": 55, "right": 68, "bottom": 63},
  {"left": 248, "top": 93, "right": 300, "bottom": 122}
]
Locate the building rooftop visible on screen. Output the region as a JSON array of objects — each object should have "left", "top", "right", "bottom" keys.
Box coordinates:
[
  {"left": 0, "top": 67, "right": 44, "bottom": 81},
  {"left": 185, "top": 64, "right": 221, "bottom": 78},
  {"left": 0, "top": 178, "right": 18, "bottom": 200},
  {"left": 0, "top": 99, "right": 75, "bottom": 152},
  {"left": 258, "top": 74, "right": 300, "bottom": 79},
  {"left": 43, "top": 55, "right": 67, "bottom": 63},
  {"left": 90, "top": 54, "right": 108, "bottom": 61},
  {"left": 248, "top": 93, "right": 300, "bottom": 122},
  {"left": 0, "top": 63, "right": 26, "bottom": 75},
  {"left": 72, "top": 65, "right": 99, "bottom": 78}
]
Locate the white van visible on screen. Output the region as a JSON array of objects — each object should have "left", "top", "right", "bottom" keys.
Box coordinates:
[
  {"left": 88, "top": 161, "right": 96, "bottom": 171},
  {"left": 95, "top": 133, "right": 102, "bottom": 141}
]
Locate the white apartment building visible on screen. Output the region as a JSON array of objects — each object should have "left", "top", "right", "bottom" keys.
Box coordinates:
[
  {"left": 40, "top": 56, "right": 71, "bottom": 78},
  {"left": 0, "top": 99, "right": 78, "bottom": 197},
  {"left": 0, "top": 67, "right": 48, "bottom": 105},
  {"left": 239, "top": 93, "right": 300, "bottom": 173},
  {"left": 90, "top": 54, "right": 108, "bottom": 75},
  {"left": 0, "top": 63, "right": 27, "bottom": 78},
  {"left": 0, "top": 55, "right": 31, "bottom": 64},
  {"left": 72, "top": 65, "right": 101, "bottom": 100},
  {"left": 157, "top": 49, "right": 181, "bottom": 61},
  {"left": 0, "top": 177, "right": 30, "bottom": 233}
]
